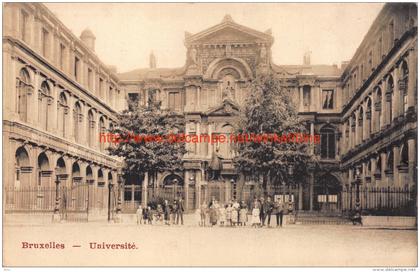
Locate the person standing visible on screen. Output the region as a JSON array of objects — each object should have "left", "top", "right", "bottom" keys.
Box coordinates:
[
  {"left": 239, "top": 201, "right": 248, "bottom": 226},
  {"left": 136, "top": 205, "right": 143, "bottom": 225},
  {"left": 226, "top": 203, "right": 233, "bottom": 227},
  {"left": 259, "top": 197, "right": 266, "bottom": 227},
  {"left": 171, "top": 200, "right": 178, "bottom": 225},
  {"left": 263, "top": 196, "right": 274, "bottom": 227},
  {"left": 200, "top": 202, "right": 208, "bottom": 227},
  {"left": 163, "top": 199, "right": 171, "bottom": 225},
  {"left": 231, "top": 199, "right": 240, "bottom": 226},
  {"left": 176, "top": 197, "right": 185, "bottom": 225},
  {"left": 274, "top": 198, "right": 283, "bottom": 227},
  {"left": 251, "top": 202, "right": 261, "bottom": 228},
  {"left": 209, "top": 202, "right": 218, "bottom": 226}
]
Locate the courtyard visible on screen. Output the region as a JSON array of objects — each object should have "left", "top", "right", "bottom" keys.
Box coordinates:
[{"left": 3, "top": 222, "right": 417, "bottom": 267}]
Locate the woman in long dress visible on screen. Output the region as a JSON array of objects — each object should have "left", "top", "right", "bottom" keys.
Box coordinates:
[
  {"left": 239, "top": 201, "right": 248, "bottom": 226},
  {"left": 209, "top": 204, "right": 218, "bottom": 226},
  {"left": 251, "top": 203, "right": 260, "bottom": 228}
]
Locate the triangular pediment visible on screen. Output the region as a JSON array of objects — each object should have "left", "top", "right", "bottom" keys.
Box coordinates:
[
  {"left": 186, "top": 16, "right": 273, "bottom": 46},
  {"left": 206, "top": 99, "right": 240, "bottom": 116}
]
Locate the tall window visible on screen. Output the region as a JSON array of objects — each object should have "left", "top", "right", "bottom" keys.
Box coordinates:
[
  {"left": 74, "top": 56, "right": 80, "bottom": 80},
  {"left": 400, "top": 61, "right": 409, "bottom": 114},
  {"left": 87, "top": 110, "right": 95, "bottom": 147},
  {"left": 17, "top": 69, "right": 30, "bottom": 122},
  {"left": 38, "top": 81, "right": 51, "bottom": 131},
  {"left": 168, "top": 92, "right": 181, "bottom": 111},
  {"left": 99, "top": 117, "right": 105, "bottom": 152},
  {"left": 59, "top": 44, "right": 66, "bottom": 70},
  {"left": 389, "top": 20, "right": 395, "bottom": 49},
  {"left": 87, "top": 68, "right": 93, "bottom": 90},
  {"left": 57, "top": 92, "right": 68, "bottom": 138},
  {"left": 99, "top": 78, "right": 104, "bottom": 98},
  {"left": 108, "top": 87, "right": 114, "bottom": 107},
  {"left": 322, "top": 90, "right": 334, "bottom": 109},
  {"left": 386, "top": 76, "right": 394, "bottom": 124},
  {"left": 320, "top": 126, "right": 336, "bottom": 159},
  {"left": 20, "top": 10, "right": 29, "bottom": 43},
  {"left": 41, "top": 28, "right": 49, "bottom": 58},
  {"left": 303, "top": 85, "right": 311, "bottom": 109},
  {"left": 73, "top": 102, "right": 82, "bottom": 143}
]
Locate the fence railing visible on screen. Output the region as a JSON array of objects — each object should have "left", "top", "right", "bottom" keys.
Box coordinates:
[
  {"left": 342, "top": 186, "right": 416, "bottom": 215},
  {"left": 5, "top": 186, "right": 56, "bottom": 213}
]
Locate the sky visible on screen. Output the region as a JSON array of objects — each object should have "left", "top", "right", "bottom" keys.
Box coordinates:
[{"left": 45, "top": 3, "right": 384, "bottom": 73}]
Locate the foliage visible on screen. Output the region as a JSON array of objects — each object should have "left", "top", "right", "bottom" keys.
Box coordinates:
[
  {"left": 233, "top": 73, "right": 314, "bottom": 186},
  {"left": 108, "top": 94, "right": 186, "bottom": 184}
]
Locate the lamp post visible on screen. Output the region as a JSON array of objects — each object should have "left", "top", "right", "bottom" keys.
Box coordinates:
[
  {"left": 355, "top": 173, "right": 362, "bottom": 211},
  {"left": 116, "top": 172, "right": 123, "bottom": 215},
  {"left": 52, "top": 167, "right": 61, "bottom": 222},
  {"left": 107, "top": 181, "right": 114, "bottom": 222}
]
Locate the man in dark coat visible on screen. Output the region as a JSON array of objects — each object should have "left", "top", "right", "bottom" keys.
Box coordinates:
[
  {"left": 163, "top": 199, "right": 171, "bottom": 225},
  {"left": 259, "top": 197, "right": 266, "bottom": 226},
  {"left": 263, "top": 196, "right": 274, "bottom": 227},
  {"left": 274, "top": 198, "right": 283, "bottom": 227},
  {"left": 176, "top": 197, "right": 185, "bottom": 225}
]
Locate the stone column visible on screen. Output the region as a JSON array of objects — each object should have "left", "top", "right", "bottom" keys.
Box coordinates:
[
  {"left": 207, "top": 122, "right": 214, "bottom": 159},
  {"left": 392, "top": 68, "right": 400, "bottom": 121},
  {"left": 67, "top": 95, "right": 75, "bottom": 142},
  {"left": 381, "top": 152, "right": 387, "bottom": 184},
  {"left": 298, "top": 183, "right": 303, "bottom": 210},
  {"left": 29, "top": 71, "right": 40, "bottom": 126},
  {"left": 142, "top": 172, "right": 148, "bottom": 206},
  {"left": 341, "top": 122, "right": 347, "bottom": 153},
  {"left": 362, "top": 104, "right": 368, "bottom": 141},
  {"left": 310, "top": 122, "right": 314, "bottom": 155},
  {"left": 407, "top": 48, "right": 416, "bottom": 109},
  {"left": 49, "top": 82, "right": 58, "bottom": 133},
  {"left": 309, "top": 172, "right": 314, "bottom": 211},
  {"left": 408, "top": 138, "right": 416, "bottom": 186},
  {"left": 393, "top": 145, "right": 400, "bottom": 186},
  {"left": 184, "top": 171, "right": 189, "bottom": 211},
  {"left": 354, "top": 112, "right": 360, "bottom": 146},
  {"left": 380, "top": 80, "right": 387, "bottom": 128}
]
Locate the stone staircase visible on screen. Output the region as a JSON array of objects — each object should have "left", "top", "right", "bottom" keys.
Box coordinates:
[{"left": 294, "top": 211, "right": 353, "bottom": 225}]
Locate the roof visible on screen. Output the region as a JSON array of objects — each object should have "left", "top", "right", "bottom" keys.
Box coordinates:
[
  {"left": 272, "top": 64, "right": 341, "bottom": 77},
  {"left": 117, "top": 67, "right": 186, "bottom": 81}
]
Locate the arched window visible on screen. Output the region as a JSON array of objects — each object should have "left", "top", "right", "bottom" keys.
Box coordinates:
[
  {"left": 73, "top": 102, "right": 82, "bottom": 143},
  {"left": 366, "top": 160, "right": 372, "bottom": 183},
  {"left": 57, "top": 92, "right": 68, "bottom": 138},
  {"left": 366, "top": 97, "right": 372, "bottom": 136},
  {"left": 98, "top": 169, "right": 104, "bottom": 186},
  {"left": 18, "top": 68, "right": 30, "bottom": 122},
  {"left": 400, "top": 143, "right": 409, "bottom": 167},
  {"left": 376, "top": 87, "right": 382, "bottom": 130},
  {"left": 37, "top": 152, "right": 50, "bottom": 186},
  {"left": 374, "top": 156, "right": 382, "bottom": 180},
  {"left": 39, "top": 81, "right": 51, "bottom": 131},
  {"left": 72, "top": 162, "right": 81, "bottom": 183},
  {"left": 99, "top": 117, "right": 106, "bottom": 152},
  {"left": 15, "top": 147, "right": 30, "bottom": 187},
  {"left": 358, "top": 107, "right": 364, "bottom": 143},
  {"left": 56, "top": 157, "right": 66, "bottom": 176},
  {"left": 87, "top": 110, "right": 95, "bottom": 148},
  {"left": 386, "top": 76, "right": 394, "bottom": 124},
  {"left": 399, "top": 61, "right": 409, "bottom": 114},
  {"left": 86, "top": 166, "right": 93, "bottom": 184},
  {"left": 320, "top": 126, "right": 336, "bottom": 159}
]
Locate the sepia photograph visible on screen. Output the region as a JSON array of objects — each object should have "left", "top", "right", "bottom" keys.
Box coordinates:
[{"left": 2, "top": 2, "right": 418, "bottom": 268}]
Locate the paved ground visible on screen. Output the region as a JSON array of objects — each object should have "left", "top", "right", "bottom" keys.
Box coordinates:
[{"left": 3, "top": 221, "right": 417, "bottom": 267}]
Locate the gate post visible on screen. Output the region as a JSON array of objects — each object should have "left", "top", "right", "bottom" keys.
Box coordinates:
[
  {"left": 52, "top": 168, "right": 61, "bottom": 223},
  {"left": 184, "top": 171, "right": 189, "bottom": 211},
  {"left": 107, "top": 182, "right": 113, "bottom": 222}
]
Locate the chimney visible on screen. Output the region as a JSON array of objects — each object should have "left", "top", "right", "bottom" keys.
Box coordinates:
[
  {"left": 303, "top": 51, "right": 311, "bottom": 65},
  {"left": 80, "top": 28, "right": 96, "bottom": 52},
  {"left": 149, "top": 51, "right": 157, "bottom": 69}
]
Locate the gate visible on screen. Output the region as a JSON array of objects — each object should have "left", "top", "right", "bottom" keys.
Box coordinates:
[{"left": 60, "top": 184, "right": 89, "bottom": 222}]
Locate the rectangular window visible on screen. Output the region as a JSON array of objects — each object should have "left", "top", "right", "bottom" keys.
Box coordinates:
[
  {"left": 99, "top": 78, "right": 104, "bottom": 97},
  {"left": 303, "top": 85, "right": 311, "bottom": 108},
  {"left": 20, "top": 10, "right": 29, "bottom": 43},
  {"left": 389, "top": 20, "right": 395, "bottom": 48},
  {"left": 59, "top": 44, "right": 66, "bottom": 70},
  {"left": 322, "top": 90, "right": 334, "bottom": 109},
  {"left": 168, "top": 92, "right": 181, "bottom": 111},
  {"left": 74, "top": 56, "right": 80, "bottom": 80},
  {"left": 41, "top": 28, "right": 49, "bottom": 57},
  {"left": 87, "top": 68, "right": 93, "bottom": 90}
]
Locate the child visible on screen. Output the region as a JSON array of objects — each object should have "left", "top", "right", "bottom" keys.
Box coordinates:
[
  {"left": 136, "top": 205, "right": 143, "bottom": 225},
  {"left": 219, "top": 204, "right": 226, "bottom": 226},
  {"left": 251, "top": 203, "right": 260, "bottom": 228},
  {"left": 200, "top": 203, "right": 208, "bottom": 227},
  {"left": 147, "top": 206, "right": 153, "bottom": 224},
  {"left": 225, "top": 204, "right": 232, "bottom": 227},
  {"left": 195, "top": 208, "right": 201, "bottom": 227},
  {"left": 239, "top": 202, "right": 248, "bottom": 227},
  {"left": 231, "top": 204, "right": 238, "bottom": 227}
]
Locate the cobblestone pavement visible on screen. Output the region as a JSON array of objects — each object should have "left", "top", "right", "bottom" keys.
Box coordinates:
[{"left": 3, "top": 221, "right": 417, "bottom": 267}]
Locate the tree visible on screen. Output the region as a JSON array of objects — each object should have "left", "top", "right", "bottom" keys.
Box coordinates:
[
  {"left": 233, "top": 73, "right": 314, "bottom": 190},
  {"left": 108, "top": 93, "right": 186, "bottom": 186}
]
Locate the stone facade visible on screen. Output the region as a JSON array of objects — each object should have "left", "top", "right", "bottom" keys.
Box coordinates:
[{"left": 3, "top": 3, "right": 417, "bottom": 213}]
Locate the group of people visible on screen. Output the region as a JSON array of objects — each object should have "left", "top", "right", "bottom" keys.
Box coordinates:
[
  {"left": 136, "top": 197, "right": 185, "bottom": 225},
  {"left": 199, "top": 196, "right": 294, "bottom": 228}
]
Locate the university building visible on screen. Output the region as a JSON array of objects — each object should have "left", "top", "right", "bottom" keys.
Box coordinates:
[{"left": 3, "top": 3, "right": 417, "bottom": 216}]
